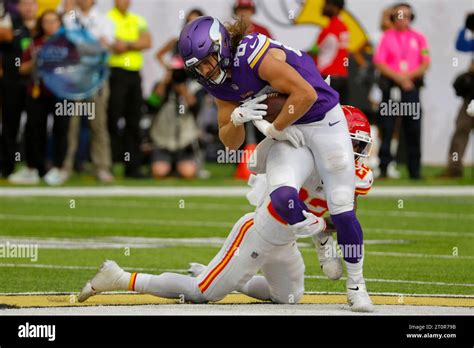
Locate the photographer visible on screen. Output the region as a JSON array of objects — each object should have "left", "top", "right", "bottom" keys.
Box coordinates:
[
  {"left": 149, "top": 64, "right": 200, "bottom": 179},
  {"left": 441, "top": 12, "right": 474, "bottom": 178}
]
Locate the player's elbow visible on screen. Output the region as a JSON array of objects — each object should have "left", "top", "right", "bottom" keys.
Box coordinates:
[{"left": 300, "top": 86, "right": 317, "bottom": 106}]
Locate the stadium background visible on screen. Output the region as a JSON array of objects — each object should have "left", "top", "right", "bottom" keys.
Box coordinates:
[{"left": 95, "top": 0, "right": 474, "bottom": 165}]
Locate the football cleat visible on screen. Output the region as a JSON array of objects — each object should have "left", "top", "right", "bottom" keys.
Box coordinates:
[
  {"left": 315, "top": 234, "right": 343, "bottom": 280},
  {"left": 77, "top": 260, "right": 127, "bottom": 302},
  {"left": 347, "top": 283, "right": 374, "bottom": 312},
  {"left": 77, "top": 281, "right": 95, "bottom": 303},
  {"left": 187, "top": 262, "right": 206, "bottom": 277}
]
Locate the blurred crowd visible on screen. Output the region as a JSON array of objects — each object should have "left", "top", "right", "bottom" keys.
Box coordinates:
[{"left": 0, "top": 0, "right": 472, "bottom": 185}]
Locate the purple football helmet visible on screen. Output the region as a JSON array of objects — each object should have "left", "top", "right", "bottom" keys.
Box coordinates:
[{"left": 178, "top": 16, "right": 232, "bottom": 85}]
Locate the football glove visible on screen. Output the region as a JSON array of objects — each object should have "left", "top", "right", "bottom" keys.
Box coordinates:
[
  {"left": 253, "top": 119, "right": 305, "bottom": 148},
  {"left": 290, "top": 211, "right": 326, "bottom": 238},
  {"left": 230, "top": 94, "right": 268, "bottom": 126}
]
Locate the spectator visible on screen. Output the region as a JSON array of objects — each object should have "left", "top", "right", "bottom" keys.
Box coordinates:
[
  {"left": 0, "top": 1, "right": 13, "bottom": 41},
  {"left": 8, "top": 9, "right": 69, "bottom": 185},
  {"left": 106, "top": 0, "right": 151, "bottom": 178},
  {"left": 150, "top": 8, "right": 203, "bottom": 111},
  {"left": 150, "top": 67, "right": 199, "bottom": 179},
  {"left": 233, "top": 0, "right": 272, "bottom": 38},
  {"left": 62, "top": 0, "right": 115, "bottom": 182},
  {"left": 441, "top": 13, "right": 474, "bottom": 178},
  {"left": 155, "top": 8, "right": 203, "bottom": 71},
  {"left": 373, "top": 2, "right": 430, "bottom": 179},
  {"left": 309, "top": 0, "right": 349, "bottom": 104},
  {"left": 0, "top": 0, "right": 37, "bottom": 179}
]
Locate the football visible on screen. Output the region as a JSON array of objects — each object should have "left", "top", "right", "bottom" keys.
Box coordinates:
[{"left": 263, "top": 92, "right": 288, "bottom": 122}]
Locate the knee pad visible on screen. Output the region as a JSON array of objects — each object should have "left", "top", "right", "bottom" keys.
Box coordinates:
[
  {"left": 324, "top": 148, "right": 351, "bottom": 172},
  {"left": 328, "top": 187, "right": 353, "bottom": 214}
]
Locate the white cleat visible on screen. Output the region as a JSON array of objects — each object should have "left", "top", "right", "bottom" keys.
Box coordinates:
[
  {"left": 187, "top": 262, "right": 206, "bottom": 277},
  {"left": 78, "top": 260, "right": 126, "bottom": 302},
  {"left": 347, "top": 283, "right": 374, "bottom": 312},
  {"left": 315, "top": 234, "right": 343, "bottom": 280},
  {"left": 77, "top": 281, "right": 95, "bottom": 303}
]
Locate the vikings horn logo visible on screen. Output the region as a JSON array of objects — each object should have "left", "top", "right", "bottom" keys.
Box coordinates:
[{"left": 258, "top": 0, "right": 370, "bottom": 53}]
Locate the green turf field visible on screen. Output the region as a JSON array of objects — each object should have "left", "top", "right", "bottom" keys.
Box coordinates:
[{"left": 0, "top": 193, "right": 473, "bottom": 296}]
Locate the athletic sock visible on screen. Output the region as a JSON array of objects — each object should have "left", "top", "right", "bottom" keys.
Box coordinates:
[
  {"left": 345, "top": 259, "right": 364, "bottom": 286},
  {"left": 132, "top": 272, "right": 204, "bottom": 302},
  {"left": 331, "top": 210, "right": 364, "bottom": 263}
]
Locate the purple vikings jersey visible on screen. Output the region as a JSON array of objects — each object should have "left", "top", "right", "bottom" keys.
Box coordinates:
[{"left": 203, "top": 33, "right": 340, "bottom": 124}]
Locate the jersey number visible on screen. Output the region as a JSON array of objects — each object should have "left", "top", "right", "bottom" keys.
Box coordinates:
[{"left": 233, "top": 43, "right": 247, "bottom": 67}]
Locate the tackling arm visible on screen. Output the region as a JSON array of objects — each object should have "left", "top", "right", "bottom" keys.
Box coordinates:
[{"left": 258, "top": 48, "right": 317, "bottom": 131}]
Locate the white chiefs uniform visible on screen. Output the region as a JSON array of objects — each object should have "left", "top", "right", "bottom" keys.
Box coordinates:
[{"left": 193, "top": 143, "right": 373, "bottom": 304}]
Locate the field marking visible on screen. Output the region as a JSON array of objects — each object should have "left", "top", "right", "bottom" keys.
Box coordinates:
[
  {"left": 1, "top": 186, "right": 473, "bottom": 197},
  {"left": 366, "top": 251, "right": 474, "bottom": 260},
  {"left": 3, "top": 197, "right": 252, "bottom": 211},
  {"left": 358, "top": 210, "right": 474, "bottom": 220},
  {"left": 0, "top": 236, "right": 408, "bottom": 250},
  {"left": 0, "top": 293, "right": 472, "bottom": 308},
  {"left": 365, "top": 228, "right": 473, "bottom": 238},
  {"left": 2, "top": 290, "right": 474, "bottom": 298},
  {"left": 1, "top": 212, "right": 473, "bottom": 233},
  {"left": 305, "top": 275, "right": 474, "bottom": 287},
  {"left": 4, "top": 197, "right": 473, "bottom": 220},
  {"left": 1, "top": 236, "right": 472, "bottom": 261},
  {"left": 1, "top": 262, "right": 473, "bottom": 288},
  {"left": 0, "top": 213, "right": 233, "bottom": 229}
]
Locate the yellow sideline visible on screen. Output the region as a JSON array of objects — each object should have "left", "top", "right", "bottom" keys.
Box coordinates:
[{"left": 0, "top": 293, "right": 473, "bottom": 308}]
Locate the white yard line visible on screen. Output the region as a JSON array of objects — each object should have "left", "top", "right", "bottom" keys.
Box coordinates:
[
  {"left": 2, "top": 304, "right": 472, "bottom": 315},
  {"left": 1, "top": 213, "right": 473, "bottom": 232},
  {"left": 0, "top": 236, "right": 408, "bottom": 250},
  {"left": 1, "top": 290, "right": 473, "bottom": 298},
  {"left": 4, "top": 197, "right": 473, "bottom": 220},
  {"left": 0, "top": 263, "right": 472, "bottom": 288},
  {"left": 365, "top": 228, "right": 473, "bottom": 237},
  {"left": 358, "top": 210, "right": 474, "bottom": 220},
  {"left": 0, "top": 213, "right": 233, "bottom": 228},
  {"left": 366, "top": 251, "right": 474, "bottom": 259},
  {"left": 1, "top": 186, "right": 473, "bottom": 197},
  {"left": 305, "top": 275, "right": 474, "bottom": 287}
]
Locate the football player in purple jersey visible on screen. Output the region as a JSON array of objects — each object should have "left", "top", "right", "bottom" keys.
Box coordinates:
[{"left": 178, "top": 17, "right": 369, "bottom": 306}]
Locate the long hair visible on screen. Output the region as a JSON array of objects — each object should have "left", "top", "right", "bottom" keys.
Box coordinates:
[{"left": 225, "top": 18, "right": 249, "bottom": 55}]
